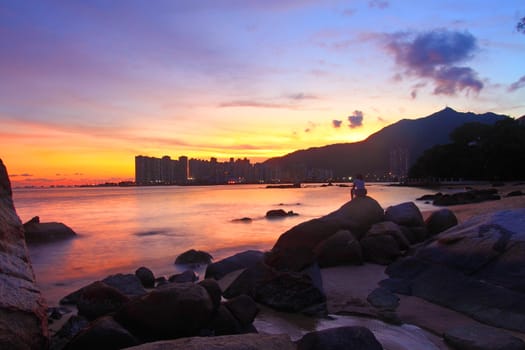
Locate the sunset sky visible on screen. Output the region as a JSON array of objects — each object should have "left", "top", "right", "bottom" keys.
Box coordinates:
[{"left": 1, "top": 1, "right": 524, "bottom": 186}]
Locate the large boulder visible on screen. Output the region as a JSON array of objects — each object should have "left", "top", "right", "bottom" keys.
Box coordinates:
[
  {"left": 268, "top": 197, "right": 384, "bottom": 271},
  {"left": 75, "top": 281, "right": 130, "bottom": 321},
  {"left": 23, "top": 216, "right": 77, "bottom": 243},
  {"left": 205, "top": 250, "right": 265, "bottom": 280},
  {"left": 382, "top": 209, "right": 525, "bottom": 333},
  {"left": 123, "top": 333, "right": 296, "bottom": 350},
  {"left": 223, "top": 262, "right": 325, "bottom": 314},
  {"left": 0, "top": 159, "right": 49, "bottom": 349},
  {"left": 384, "top": 202, "right": 424, "bottom": 227},
  {"left": 296, "top": 326, "right": 384, "bottom": 350},
  {"left": 425, "top": 208, "right": 458, "bottom": 236},
  {"left": 313, "top": 229, "right": 363, "bottom": 267},
  {"left": 114, "top": 282, "right": 215, "bottom": 341},
  {"left": 135, "top": 266, "right": 155, "bottom": 288}
]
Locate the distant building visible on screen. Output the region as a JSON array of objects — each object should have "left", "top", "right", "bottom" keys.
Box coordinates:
[{"left": 389, "top": 148, "right": 409, "bottom": 179}]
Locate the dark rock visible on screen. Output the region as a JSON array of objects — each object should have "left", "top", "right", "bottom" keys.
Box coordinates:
[
  {"left": 55, "top": 315, "right": 90, "bottom": 339},
  {"left": 47, "top": 306, "right": 71, "bottom": 320},
  {"left": 62, "top": 274, "right": 146, "bottom": 305},
  {"left": 0, "top": 159, "right": 49, "bottom": 349},
  {"left": 168, "top": 269, "right": 198, "bottom": 283},
  {"left": 382, "top": 209, "right": 525, "bottom": 333},
  {"left": 198, "top": 279, "right": 222, "bottom": 310},
  {"left": 425, "top": 208, "right": 458, "bottom": 236},
  {"left": 174, "top": 249, "right": 213, "bottom": 265},
  {"left": 102, "top": 273, "right": 147, "bottom": 298},
  {"left": 64, "top": 316, "right": 139, "bottom": 350},
  {"left": 266, "top": 209, "right": 298, "bottom": 218},
  {"left": 207, "top": 305, "right": 244, "bottom": 336},
  {"left": 205, "top": 250, "right": 265, "bottom": 280},
  {"left": 384, "top": 202, "right": 424, "bottom": 227},
  {"left": 366, "top": 288, "right": 399, "bottom": 311},
  {"left": 366, "top": 221, "right": 410, "bottom": 250},
  {"left": 360, "top": 234, "right": 401, "bottom": 265},
  {"left": 416, "top": 192, "right": 442, "bottom": 201},
  {"left": 154, "top": 276, "right": 168, "bottom": 287},
  {"left": 119, "top": 333, "right": 296, "bottom": 350},
  {"left": 76, "top": 281, "right": 130, "bottom": 321},
  {"left": 399, "top": 225, "right": 428, "bottom": 244},
  {"left": 296, "top": 326, "right": 384, "bottom": 350},
  {"left": 224, "top": 295, "right": 259, "bottom": 327},
  {"left": 265, "top": 246, "right": 316, "bottom": 272},
  {"left": 223, "top": 262, "right": 325, "bottom": 314},
  {"left": 135, "top": 266, "right": 155, "bottom": 288},
  {"left": 114, "top": 282, "right": 214, "bottom": 341},
  {"left": 444, "top": 324, "right": 525, "bottom": 350},
  {"left": 232, "top": 217, "right": 253, "bottom": 222},
  {"left": 23, "top": 216, "right": 77, "bottom": 243},
  {"left": 433, "top": 189, "right": 500, "bottom": 206},
  {"left": 506, "top": 190, "right": 524, "bottom": 197},
  {"left": 313, "top": 230, "right": 363, "bottom": 267}
]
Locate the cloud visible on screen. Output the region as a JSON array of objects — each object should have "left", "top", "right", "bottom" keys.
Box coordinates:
[
  {"left": 348, "top": 110, "right": 364, "bottom": 128},
  {"left": 508, "top": 75, "right": 525, "bottom": 92},
  {"left": 332, "top": 120, "right": 343, "bottom": 128},
  {"left": 219, "top": 100, "right": 295, "bottom": 109},
  {"left": 369, "top": 0, "right": 389, "bottom": 9},
  {"left": 11, "top": 173, "right": 33, "bottom": 177},
  {"left": 287, "top": 93, "right": 319, "bottom": 100},
  {"left": 385, "top": 29, "right": 483, "bottom": 96},
  {"left": 410, "top": 82, "right": 427, "bottom": 99}
]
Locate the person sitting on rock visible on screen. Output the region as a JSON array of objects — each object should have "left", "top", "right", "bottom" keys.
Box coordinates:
[{"left": 351, "top": 174, "right": 367, "bottom": 199}]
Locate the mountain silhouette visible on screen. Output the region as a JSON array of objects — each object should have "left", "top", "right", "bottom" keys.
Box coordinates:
[{"left": 263, "top": 107, "right": 509, "bottom": 178}]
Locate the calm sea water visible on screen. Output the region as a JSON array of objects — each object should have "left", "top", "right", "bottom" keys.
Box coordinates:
[{"left": 13, "top": 183, "right": 436, "bottom": 305}]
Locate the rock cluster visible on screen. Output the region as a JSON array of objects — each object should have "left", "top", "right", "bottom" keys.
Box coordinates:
[
  {"left": 0, "top": 159, "right": 49, "bottom": 349},
  {"left": 417, "top": 188, "right": 501, "bottom": 206},
  {"left": 381, "top": 208, "right": 525, "bottom": 336}
]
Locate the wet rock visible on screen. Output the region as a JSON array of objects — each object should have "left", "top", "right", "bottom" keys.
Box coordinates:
[
  {"left": 198, "top": 279, "right": 222, "bottom": 310},
  {"left": 266, "top": 209, "right": 298, "bottom": 218},
  {"left": 135, "top": 266, "right": 155, "bottom": 288},
  {"left": 76, "top": 281, "right": 130, "bottom": 321},
  {"left": 0, "top": 159, "right": 49, "bottom": 349},
  {"left": 55, "top": 315, "right": 90, "bottom": 339},
  {"left": 425, "top": 208, "right": 458, "bottom": 236},
  {"left": 64, "top": 316, "right": 139, "bottom": 350},
  {"left": 174, "top": 249, "right": 213, "bottom": 265},
  {"left": 444, "top": 324, "right": 525, "bottom": 350},
  {"left": 433, "top": 189, "right": 500, "bottom": 206},
  {"left": 506, "top": 190, "right": 524, "bottom": 197},
  {"left": 205, "top": 250, "right": 265, "bottom": 280},
  {"left": 114, "top": 282, "right": 214, "bottom": 341},
  {"left": 102, "top": 273, "right": 147, "bottom": 298},
  {"left": 23, "top": 216, "right": 77, "bottom": 243},
  {"left": 224, "top": 295, "right": 259, "bottom": 327},
  {"left": 296, "top": 326, "right": 384, "bottom": 350},
  {"left": 168, "top": 269, "right": 198, "bottom": 283}
]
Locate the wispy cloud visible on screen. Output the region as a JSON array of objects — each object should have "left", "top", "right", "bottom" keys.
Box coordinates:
[
  {"left": 369, "top": 0, "right": 389, "bottom": 9},
  {"left": 508, "top": 75, "right": 525, "bottom": 92},
  {"left": 219, "top": 100, "right": 297, "bottom": 109},
  {"left": 385, "top": 29, "right": 483, "bottom": 96}
]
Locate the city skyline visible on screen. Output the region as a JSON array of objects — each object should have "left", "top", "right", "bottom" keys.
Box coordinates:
[{"left": 1, "top": 1, "right": 524, "bottom": 187}]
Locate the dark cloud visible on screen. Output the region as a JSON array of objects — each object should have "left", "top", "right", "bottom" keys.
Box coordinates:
[
  {"left": 332, "top": 120, "right": 343, "bottom": 128},
  {"left": 369, "top": 0, "right": 389, "bottom": 9},
  {"left": 411, "top": 82, "right": 427, "bottom": 99},
  {"left": 11, "top": 173, "right": 33, "bottom": 177},
  {"left": 508, "top": 75, "right": 525, "bottom": 92},
  {"left": 348, "top": 110, "right": 364, "bottom": 128},
  {"left": 385, "top": 29, "right": 483, "bottom": 96}
]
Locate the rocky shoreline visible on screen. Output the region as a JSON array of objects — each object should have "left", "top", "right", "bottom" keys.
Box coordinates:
[{"left": 2, "top": 158, "right": 525, "bottom": 350}]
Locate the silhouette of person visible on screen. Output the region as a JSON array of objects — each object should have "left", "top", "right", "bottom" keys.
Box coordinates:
[{"left": 351, "top": 174, "right": 367, "bottom": 199}]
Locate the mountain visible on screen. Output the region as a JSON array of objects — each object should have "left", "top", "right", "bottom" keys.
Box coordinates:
[{"left": 263, "top": 107, "right": 510, "bottom": 179}]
